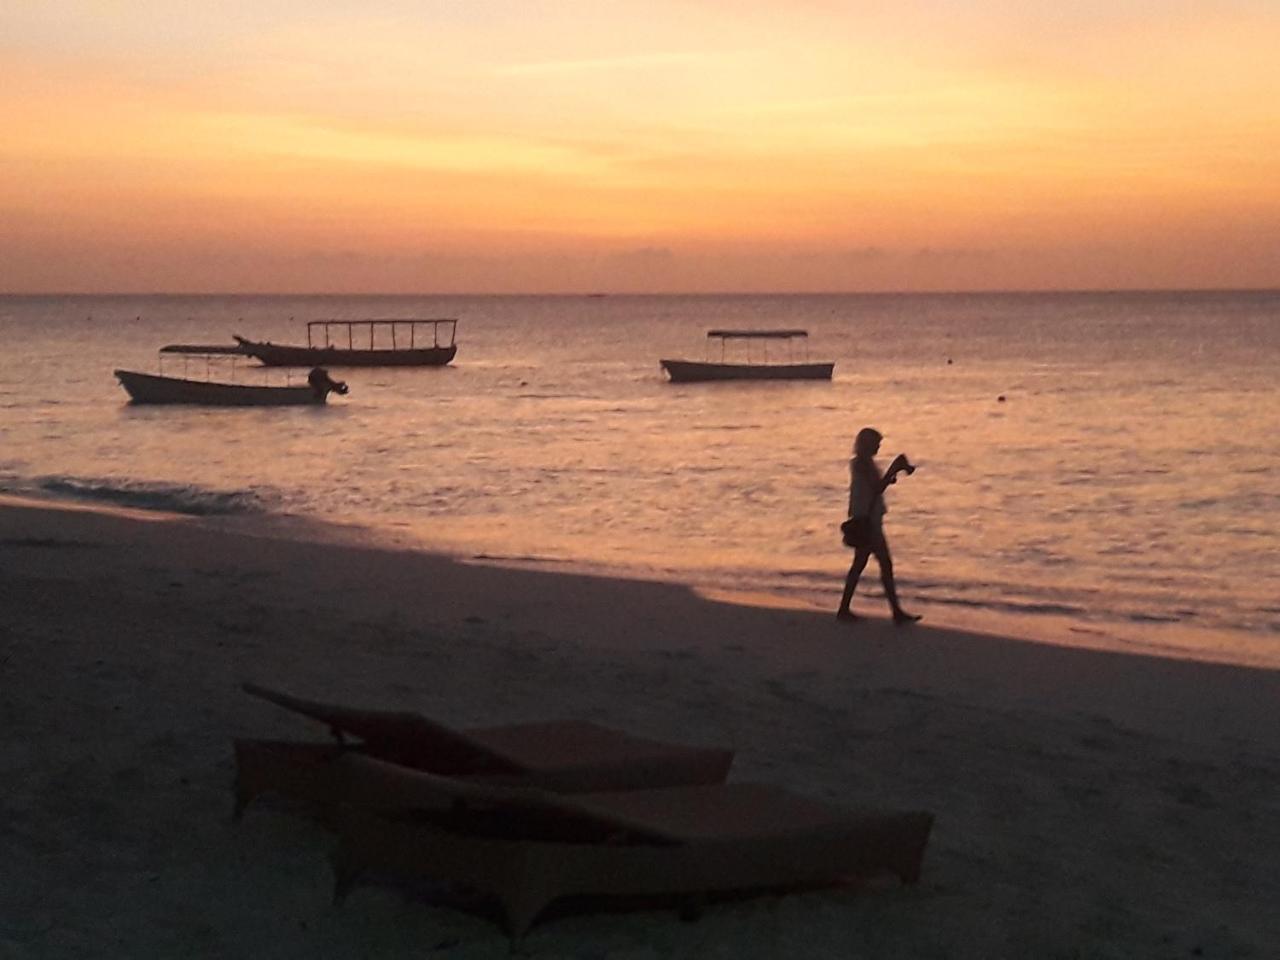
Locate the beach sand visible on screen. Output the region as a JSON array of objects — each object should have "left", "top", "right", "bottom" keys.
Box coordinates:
[{"left": 2, "top": 496, "right": 1277, "bottom": 958}]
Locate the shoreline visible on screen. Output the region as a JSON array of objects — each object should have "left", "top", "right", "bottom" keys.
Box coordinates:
[
  {"left": 3, "top": 495, "right": 1278, "bottom": 956},
  {"left": 7, "top": 488, "right": 1275, "bottom": 673}
]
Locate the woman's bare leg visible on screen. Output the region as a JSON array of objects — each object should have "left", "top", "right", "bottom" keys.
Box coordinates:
[
  {"left": 837, "top": 547, "right": 872, "bottom": 619},
  {"left": 873, "top": 537, "right": 920, "bottom": 623}
]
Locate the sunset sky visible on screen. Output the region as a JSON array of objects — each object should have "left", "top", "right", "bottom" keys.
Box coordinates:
[{"left": 2, "top": 1, "right": 1278, "bottom": 293}]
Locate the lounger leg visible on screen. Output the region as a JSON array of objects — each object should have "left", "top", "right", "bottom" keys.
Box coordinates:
[
  {"left": 897, "top": 850, "right": 925, "bottom": 885},
  {"left": 678, "top": 894, "right": 707, "bottom": 922},
  {"left": 331, "top": 849, "right": 362, "bottom": 906},
  {"left": 231, "top": 780, "right": 256, "bottom": 821},
  {"left": 895, "top": 815, "right": 934, "bottom": 884},
  {"left": 499, "top": 883, "right": 557, "bottom": 940},
  {"left": 501, "top": 898, "right": 546, "bottom": 940}
]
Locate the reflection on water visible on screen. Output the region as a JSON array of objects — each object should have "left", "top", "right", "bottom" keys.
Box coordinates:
[{"left": 1, "top": 291, "right": 1277, "bottom": 666}]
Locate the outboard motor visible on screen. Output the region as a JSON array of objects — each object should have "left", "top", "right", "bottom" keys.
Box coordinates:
[{"left": 307, "top": 367, "right": 349, "bottom": 398}]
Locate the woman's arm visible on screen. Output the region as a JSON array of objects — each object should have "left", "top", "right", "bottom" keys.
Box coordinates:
[
  {"left": 876, "top": 454, "right": 913, "bottom": 493},
  {"left": 868, "top": 458, "right": 901, "bottom": 495}
]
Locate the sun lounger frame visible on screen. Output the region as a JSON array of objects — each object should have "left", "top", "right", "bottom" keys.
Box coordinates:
[
  {"left": 234, "top": 683, "right": 735, "bottom": 817},
  {"left": 329, "top": 754, "right": 934, "bottom": 936}
]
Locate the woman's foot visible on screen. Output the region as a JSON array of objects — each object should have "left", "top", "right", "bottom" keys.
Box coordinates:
[
  {"left": 835, "top": 609, "right": 859, "bottom": 622},
  {"left": 892, "top": 609, "right": 922, "bottom": 625}
]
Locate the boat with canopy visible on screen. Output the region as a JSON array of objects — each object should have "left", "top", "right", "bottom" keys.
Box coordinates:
[
  {"left": 115, "top": 345, "right": 348, "bottom": 406},
  {"left": 234, "top": 318, "right": 458, "bottom": 367},
  {"left": 660, "top": 329, "right": 835, "bottom": 382}
]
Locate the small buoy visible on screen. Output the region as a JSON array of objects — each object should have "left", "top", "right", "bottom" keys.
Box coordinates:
[
  {"left": 997, "top": 395, "right": 1006, "bottom": 402},
  {"left": 946, "top": 358, "right": 953, "bottom": 365}
]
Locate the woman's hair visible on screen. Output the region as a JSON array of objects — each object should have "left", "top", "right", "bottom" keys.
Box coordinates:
[{"left": 854, "top": 427, "right": 882, "bottom": 457}]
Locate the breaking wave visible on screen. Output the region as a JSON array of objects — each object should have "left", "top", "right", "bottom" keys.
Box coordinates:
[{"left": 31, "top": 476, "right": 271, "bottom": 516}]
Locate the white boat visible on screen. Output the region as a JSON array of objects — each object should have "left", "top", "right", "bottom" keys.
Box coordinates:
[
  {"left": 115, "top": 345, "right": 348, "bottom": 406},
  {"left": 660, "top": 329, "right": 834, "bottom": 382}
]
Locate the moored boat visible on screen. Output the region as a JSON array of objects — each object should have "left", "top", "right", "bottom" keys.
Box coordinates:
[
  {"left": 660, "top": 329, "right": 834, "bottom": 383},
  {"left": 234, "top": 318, "right": 458, "bottom": 367},
  {"left": 660, "top": 358, "right": 835, "bottom": 382},
  {"left": 115, "top": 345, "right": 348, "bottom": 406}
]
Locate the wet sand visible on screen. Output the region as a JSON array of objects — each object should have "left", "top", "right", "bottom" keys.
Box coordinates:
[{"left": 2, "top": 496, "right": 1277, "bottom": 958}]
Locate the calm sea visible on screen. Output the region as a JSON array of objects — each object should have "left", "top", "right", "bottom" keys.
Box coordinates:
[{"left": 2, "top": 292, "right": 1277, "bottom": 667}]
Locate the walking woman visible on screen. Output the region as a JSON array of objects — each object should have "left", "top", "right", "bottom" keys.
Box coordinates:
[{"left": 837, "top": 427, "right": 921, "bottom": 624}]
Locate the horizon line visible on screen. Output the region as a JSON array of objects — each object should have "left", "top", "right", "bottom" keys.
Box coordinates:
[{"left": 3, "top": 286, "right": 1279, "bottom": 299}]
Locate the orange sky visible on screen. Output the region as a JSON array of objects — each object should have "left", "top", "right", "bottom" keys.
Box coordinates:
[{"left": 2, "top": 2, "right": 1278, "bottom": 292}]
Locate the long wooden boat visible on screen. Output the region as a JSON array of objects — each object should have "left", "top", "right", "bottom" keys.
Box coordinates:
[
  {"left": 660, "top": 359, "right": 835, "bottom": 382},
  {"left": 115, "top": 370, "right": 332, "bottom": 405},
  {"left": 661, "top": 329, "right": 834, "bottom": 383},
  {"left": 234, "top": 318, "right": 458, "bottom": 367},
  {"left": 115, "top": 345, "right": 348, "bottom": 406}
]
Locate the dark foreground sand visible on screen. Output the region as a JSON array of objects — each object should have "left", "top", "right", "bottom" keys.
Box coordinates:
[{"left": 2, "top": 497, "right": 1277, "bottom": 958}]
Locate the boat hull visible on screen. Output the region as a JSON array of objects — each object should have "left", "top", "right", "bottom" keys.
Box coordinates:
[
  {"left": 235, "top": 338, "right": 457, "bottom": 368},
  {"left": 114, "top": 370, "right": 327, "bottom": 406},
  {"left": 660, "top": 359, "right": 835, "bottom": 383}
]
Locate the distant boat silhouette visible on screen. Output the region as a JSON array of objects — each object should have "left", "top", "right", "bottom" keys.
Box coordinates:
[
  {"left": 660, "top": 329, "right": 834, "bottom": 383},
  {"left": 234, "top": 319, "right": 457, "bottom": 367}
]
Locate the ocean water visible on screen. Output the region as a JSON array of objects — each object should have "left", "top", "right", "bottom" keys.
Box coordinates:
[{"left": 2, "top": 292, "right": 1277, "bottom": 667}]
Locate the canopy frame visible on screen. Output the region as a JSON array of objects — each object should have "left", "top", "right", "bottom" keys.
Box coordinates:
[
  {"left": 306, "top": 319, "right": 458, "bottom": 351},
  {"left": 703, "top": 329, "right": 810, "bottom": 363}
]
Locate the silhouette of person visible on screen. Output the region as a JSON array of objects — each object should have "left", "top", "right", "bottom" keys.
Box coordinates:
[
  {"left": 307, "top": 367, "right": 348, "bottom": 399},
  {"left": 837, "top": 427, "right": 921, "bottom": 624}
]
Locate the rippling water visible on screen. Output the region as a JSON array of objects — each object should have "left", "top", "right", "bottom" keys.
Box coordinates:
[{"left": 2, "top": 291, "right": 1277, "bottom": 666}]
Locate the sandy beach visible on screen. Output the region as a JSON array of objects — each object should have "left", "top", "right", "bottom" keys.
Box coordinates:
[{"left": 2, "top": 495, "right": 1277, "bottom": 959}]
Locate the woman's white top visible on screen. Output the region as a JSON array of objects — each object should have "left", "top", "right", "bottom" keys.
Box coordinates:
[{"left": 848, "top": 457, "right": 888, "bottom": 521}]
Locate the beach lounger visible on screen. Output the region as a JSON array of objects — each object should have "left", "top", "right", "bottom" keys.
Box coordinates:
[
  {"left": 329, "top": 753, "right": 935, "bottom": 936},
  {"left": 234, "top": 683, "right": 735, "bottom": 816}
]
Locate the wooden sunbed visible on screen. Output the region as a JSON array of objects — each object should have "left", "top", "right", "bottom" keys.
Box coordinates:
[
  {"left": 330, "top": 753, "right": 935, "bottom": 936},
  {"left": 234, "top": 683, "right": 735, "bottom": 817}
]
